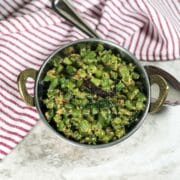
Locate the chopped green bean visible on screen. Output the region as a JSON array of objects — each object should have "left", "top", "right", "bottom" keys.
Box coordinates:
[{"left": 43, "top": 43, "right": 147, "bottom": 145}]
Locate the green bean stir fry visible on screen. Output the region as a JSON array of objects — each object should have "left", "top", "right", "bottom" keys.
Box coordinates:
[{"left": 43, "top": 44, "right": 147, "bottom": 145}]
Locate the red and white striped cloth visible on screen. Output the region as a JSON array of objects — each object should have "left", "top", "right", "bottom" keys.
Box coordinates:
[{"left": 0, "top": 0, "right": 179, "bottom": 160}]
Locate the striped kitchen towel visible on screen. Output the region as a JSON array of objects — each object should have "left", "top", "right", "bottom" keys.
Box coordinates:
[{"left": 0, "top": 0, "right": 179, "bottom": 160}]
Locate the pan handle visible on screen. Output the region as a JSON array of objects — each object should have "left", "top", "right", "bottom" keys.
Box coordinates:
[
  {"left": 145, "top": 65, "right": 180, "bottom": 91},
  {"left": 148, "top": 74, "right": 169, "bottom": 113},
  {"left": 52, "top": 0, "right": 100, "bottom": 38},
  {"left": 17, "top": 68, "right": 37, "bottom": 106}
]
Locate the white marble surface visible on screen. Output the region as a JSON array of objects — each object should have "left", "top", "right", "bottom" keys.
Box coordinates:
[{"left": 0, "top": 61, "right": 180, "bottom": 180}]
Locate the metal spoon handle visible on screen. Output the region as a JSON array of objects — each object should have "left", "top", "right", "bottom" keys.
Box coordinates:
[{"left": 52, "top": 0, "right": 100, "bottom": 38}]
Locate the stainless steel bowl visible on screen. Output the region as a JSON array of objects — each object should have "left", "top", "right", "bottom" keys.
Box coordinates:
[{"left": 17, "top": 38, "right": 169, "bottom": 148}]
